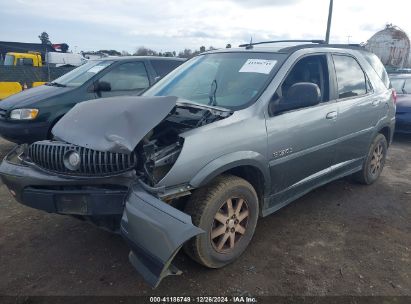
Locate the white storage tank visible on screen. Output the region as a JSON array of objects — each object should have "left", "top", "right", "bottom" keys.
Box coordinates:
[{"left": 365, "top": 24, "right": 410, "bottom": 68}]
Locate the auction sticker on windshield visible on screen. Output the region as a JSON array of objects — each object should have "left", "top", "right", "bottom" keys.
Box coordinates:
[
  {"left": 239, "top": 59, "right": 277, "bottom": 74},
  {"left": 88, "top": 65, "right": 108, "bottom": 74}
]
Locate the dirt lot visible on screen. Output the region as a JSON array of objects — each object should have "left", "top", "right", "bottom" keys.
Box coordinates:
[{"left": 0, "top": 136, "right": 410, "bottom": 297}]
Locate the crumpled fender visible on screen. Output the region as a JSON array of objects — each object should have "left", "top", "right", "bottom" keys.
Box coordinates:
[{"left": 120, "top": 184, "right": 204, "bottom": 288}]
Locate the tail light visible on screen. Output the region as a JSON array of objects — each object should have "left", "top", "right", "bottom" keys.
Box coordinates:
[{"left": 392, "top": 89, "right": 397, "bottom": 104}]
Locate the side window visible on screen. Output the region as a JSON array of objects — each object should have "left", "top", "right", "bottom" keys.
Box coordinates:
[
  {"left": 17, "top": 58, "right": 33, "bottom": 66},
  {"left": 403, "top": 79, "right": 411, "bottom": 94},
  {"left": 363, "top": 52, "right": 390, "bottom": 89},
  {"left": 151, "top": 60, "right": 182, "bottom": 77},
  {"left": 99, "top": 62, "right": 149, "bottom": 91},
  {"left": 333, "top": 55, "right": 367, "bottom": 99},
  {"left": 268, "top": 55, "right": 329, "bottom": 116}
]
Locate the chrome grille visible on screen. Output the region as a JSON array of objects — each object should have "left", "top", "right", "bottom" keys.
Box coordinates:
[{"left": 28, "top": 141, "right": 137, "bottom": 176}]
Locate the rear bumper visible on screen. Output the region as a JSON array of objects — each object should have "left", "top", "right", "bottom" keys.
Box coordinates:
[
  {"left": 0, "top": 119, "right": 50, "bottom": 143},
  {"left": 0, "top": 146, "right": 134, "bottom": 215},
  {"left": 121, "top": 184, "right": 203, "bottom": 288}
]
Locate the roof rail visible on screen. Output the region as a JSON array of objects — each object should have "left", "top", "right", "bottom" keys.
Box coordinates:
[{"left": 239, "top": 39, "right": 326, "bottom": 49}]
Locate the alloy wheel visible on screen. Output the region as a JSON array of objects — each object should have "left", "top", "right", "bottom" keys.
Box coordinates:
[
  {"left": 210, "top": 197, "right": 249, "bottom": 253},
  {"left": 369, "top": 142, "right": 384, "bottom": 177}
]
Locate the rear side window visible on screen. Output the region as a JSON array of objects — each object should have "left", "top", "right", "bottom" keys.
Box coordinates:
[
  {"left": 362, "top": 52, "right": 390, "bottom": 88},
  {"left": 333, "top": 55, "right": 367, "bottom": 99},
  {"left": 151, "top": 60, "right": 182, "bottom": 77}
]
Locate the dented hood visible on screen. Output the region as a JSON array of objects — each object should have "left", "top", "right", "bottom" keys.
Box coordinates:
[{"left": 52, "top": 96, "right": 178, "bottom": 154}]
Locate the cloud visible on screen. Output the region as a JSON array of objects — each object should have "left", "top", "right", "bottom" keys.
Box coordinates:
[
  {"left": 1, "top": 0, "right": 411, "bottom": 52},
  {"left": 229, "top": 0, "right": 302, "bottom": 7}
]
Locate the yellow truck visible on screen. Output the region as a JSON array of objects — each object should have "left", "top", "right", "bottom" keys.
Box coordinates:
[
  {"left": 4, "top": 52, "right": 43, "bottom": 67},
  {"left": 0, "top": 51, "right": 84, "bottom": 100},
  {"left": 4, "top": 51, "right": 85, "bottom": 67}
]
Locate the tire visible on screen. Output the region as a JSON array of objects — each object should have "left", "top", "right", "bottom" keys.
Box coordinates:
[
  {"left": 184, "top": 174, "right": 259, "bottom": 268},
  {"left": 353, "top": 134, "right": 388, "bottom": 185}
]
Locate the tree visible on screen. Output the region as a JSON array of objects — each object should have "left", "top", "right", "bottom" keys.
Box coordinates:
[
  {"left": 121, "top": 50, "right": 131, "bottom": 56},
  {"left": 98, "top": 49, "right": 121, "bottom": 56},
  {"left": 226, "top": 44, "right": 231, "bottom": 48},
  {"left": 38, "top": 32, "right": 51, "bottom": 45},
  {"left": 134, "top": 46, "right": 158, "bottom": 56},
  {"left": 60, "top": 43, "right": 69, "bottom": 52},
  {"left": 200, "top": 46, "right": 206, "bottom": 53},
  {"left": 178, "top": 48, "right": 193, "bottom": 58}
]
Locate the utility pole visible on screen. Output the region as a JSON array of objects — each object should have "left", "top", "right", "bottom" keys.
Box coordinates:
[
  {"left": 347, "top": 35, "right": 352, "bottom": 44},
  {"left": 325, "top": 0, "right": 333, "bottom": 44}
]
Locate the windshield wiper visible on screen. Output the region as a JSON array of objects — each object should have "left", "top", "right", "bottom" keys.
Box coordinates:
[
  {"left": 177, "top": 100, "right": 233, "bottom": 113},
  {"left": 208, "top": 79, "right": 218, "bottom": 106},
  {"left": 47, "top": 82, "right": 66, "bottom": 87}
]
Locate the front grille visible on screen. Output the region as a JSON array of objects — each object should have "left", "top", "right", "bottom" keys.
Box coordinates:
[{"left": 28, "top": 141, "right": 137, "bottom": 176}]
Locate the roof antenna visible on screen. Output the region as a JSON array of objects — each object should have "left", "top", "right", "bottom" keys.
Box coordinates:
[{"left": 246, "top": 36, "right": 253, "bottom": 49}]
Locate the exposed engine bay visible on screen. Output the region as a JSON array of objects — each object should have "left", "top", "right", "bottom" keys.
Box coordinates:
[
  {"left": 17, "top": 96, "right": 232, "bottom": 188},
  {"left": 137, "top": 103, "right": 232, "bottom": 185}
]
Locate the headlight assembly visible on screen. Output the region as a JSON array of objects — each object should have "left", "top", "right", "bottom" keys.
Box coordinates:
[{"left": 10, "top": 109, "right": 39, "bottom": 120}]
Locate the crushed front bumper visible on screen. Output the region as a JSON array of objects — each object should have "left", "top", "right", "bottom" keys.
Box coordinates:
[
  {"left": 1, "top": 145, "right": 204, "bottom": 288},
  {"left": 0, "top": 146, "right": 134, "bottom": 215},
  {"left": 121, "top": 184, "right": 204, "bottom": 288}
]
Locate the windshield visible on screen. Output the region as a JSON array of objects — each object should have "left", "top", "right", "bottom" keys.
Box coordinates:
[
  {"left": 4, "top": 54, "right": 14, "bottom": 66},
  {"left": 144, "top": 52, "right": 286, "bottom": 109},
  {"left": 50, "top": 60, "right": 113, "bottom": 87},
  {"left": 391, "top": 78, "right": 405, "bottom": 93}
]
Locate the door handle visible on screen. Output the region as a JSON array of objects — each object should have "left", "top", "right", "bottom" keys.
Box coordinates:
[{"left": 326, "top": 111, "right": 338, "bottom": 119}]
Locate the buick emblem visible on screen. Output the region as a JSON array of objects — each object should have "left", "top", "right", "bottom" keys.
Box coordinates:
[{"left": 63, "top": 150, "right": 81, "bottom": 171}]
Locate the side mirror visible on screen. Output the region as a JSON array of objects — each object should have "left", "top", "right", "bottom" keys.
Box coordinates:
[
  {"left": 274, "top": 82, "right": 321, "bottom": 114},
  {"left": 95, "top": 81, "right": 111, "bottom": 92}
]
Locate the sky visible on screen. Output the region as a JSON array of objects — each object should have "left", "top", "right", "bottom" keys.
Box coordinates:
[{"left": 1, "top": 0, "right": 410, "bottom": 54}]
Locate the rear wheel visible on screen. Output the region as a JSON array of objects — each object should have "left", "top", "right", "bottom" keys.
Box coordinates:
[
  {"left": 184, "top": 175, "right": 259, "bottom": 268},
  {"left": 353, "top": 134, "right": 388, "bottom": 185}
]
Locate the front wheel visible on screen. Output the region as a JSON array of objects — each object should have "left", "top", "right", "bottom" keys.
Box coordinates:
[
  {"left": 353, "top": 134, "right": 388, "bottom": 185},
  {"left": 184, "top": 175, "right": 259, "bottom": 268}
]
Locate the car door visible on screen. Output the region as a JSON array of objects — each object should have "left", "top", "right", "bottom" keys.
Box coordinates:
[
  {"left": 265, "top": 54, "right": 339, "bottom": 210},
  {"left": 331, "top": 54, "right": 385, "bottom": 173},
  {"left": 97, "top": 61, "right": 151, "bottom": 97}
]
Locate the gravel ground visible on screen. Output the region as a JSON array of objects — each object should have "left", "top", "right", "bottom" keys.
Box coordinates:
[{"left": 0, "top": 135, "right": 410, "bottom": 296}]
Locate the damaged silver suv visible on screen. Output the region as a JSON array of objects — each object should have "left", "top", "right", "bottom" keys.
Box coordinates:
[{"left": 0, "top": 41, "right": 396, "bottom": 287}]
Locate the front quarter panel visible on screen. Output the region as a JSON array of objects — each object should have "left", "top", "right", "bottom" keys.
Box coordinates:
[{"left": 157, "top": 109, "right": 269, "bottom": 190}]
